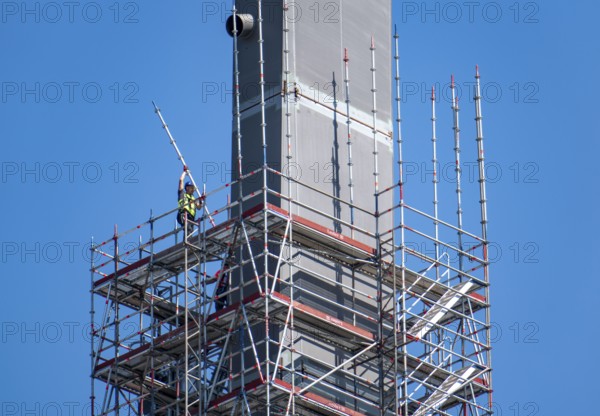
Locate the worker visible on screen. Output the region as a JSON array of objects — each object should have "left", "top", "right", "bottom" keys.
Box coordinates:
[
  {"left": 215, "top": 250, "right": 234, "bottom": 311},
  {"left": 214, "top": 268, "right": 229, "bottom": 311},
  {"left": 177, "top": 167, "right": 203, "bottom": 236}
]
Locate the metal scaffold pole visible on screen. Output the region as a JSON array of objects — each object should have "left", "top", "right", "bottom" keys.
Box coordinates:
[
  {"left": 256, "top": 1, "right": 270, "bottom": 413},
  {"left": 233, "top": 2, "right": 244, "bottom": 208},
  {"left": 113, "top": 225, "right": 120, "bottom": 416},
  {"left": 343, "top": 45, "right": 360, "bottom": 407},
  {"left": 431, "top": 85, "right": 440, "bottom": 282},
  {"left": 393, "top": 27, "right": 409, "bottom": 416},
  {"left": 452, "top": 74, "right": 469, "bottom": 414},
  {"left": 226, "top": 3, "right": 243, "bottom": 414},
  {"left": 148, "top": 211, "right": 156, "bottom": 414},
  {"left": 282, "top": 3, "right": 297, "bottom": 414},
  {"left": 370, "top": 34, "right": 385, "bottom": 416},
  {"left": 89, "top": 238, "right": 96, "bottom": 416},
  {"left": 343, "top": 47, "right": 356, "bottom": 236},
  {"left": 451, "top": 75, "right": 465, "bottom": 277},
  {"left": 199, "top": 196, "right": 208, "bottom": 415},
  {"left": 474, "top": 66, "right": 488, "bottom": 243},
  {"left": 184, "top": 214, "right": 190, "bottom": 414},
  {"left": 370, "top": 36, "right": 380, "bottom": 199},
  {"left": 474, "top": 65, "right": 493, "bottom": 410},
  {"left": 152, "top": 101, "right": 216, "bottom": 227},
  {"left": 174, "top": 218, "right": 181, "bottom": 416},
  {"left": 283, "top": 2, "right": 294, "bottom": 214},
  {"left": 429, "top": 86, "right": 441, "bottom": 368}
]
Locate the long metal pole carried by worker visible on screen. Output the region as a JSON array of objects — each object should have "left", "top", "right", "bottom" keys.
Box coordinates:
[{"left": 152, "top": 101, "right": 216, "bottom": 227}]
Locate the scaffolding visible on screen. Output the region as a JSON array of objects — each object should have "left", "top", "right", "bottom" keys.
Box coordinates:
[{"left": 90, "top": 5, "right": 492, "bottom": 416}]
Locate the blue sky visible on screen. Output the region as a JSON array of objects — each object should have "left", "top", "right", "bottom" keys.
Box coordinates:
[{"left": 1, "top": 1, "right": 598, "bottom": 415}]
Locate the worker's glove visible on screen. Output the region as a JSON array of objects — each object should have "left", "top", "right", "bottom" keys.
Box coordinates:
[{"left": 183, "top": 165, "right": 188, "bottom": 172}]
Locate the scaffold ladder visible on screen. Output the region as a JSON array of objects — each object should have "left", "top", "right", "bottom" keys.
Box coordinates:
[
  {"left": 407, "top": 281, "right": 475, "bottom": 340},
  {"left": 413, "top": 365, "right": 483, "bottom": 416}
]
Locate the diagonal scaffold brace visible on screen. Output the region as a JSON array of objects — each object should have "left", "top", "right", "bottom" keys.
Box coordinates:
[{"left": 152, "top": 101, "right": 217, "bottom": 227}]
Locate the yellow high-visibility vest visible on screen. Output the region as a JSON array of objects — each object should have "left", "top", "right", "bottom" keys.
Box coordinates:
[{"left": 179, "top": 193, "right": 196, "bottom": 217}]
